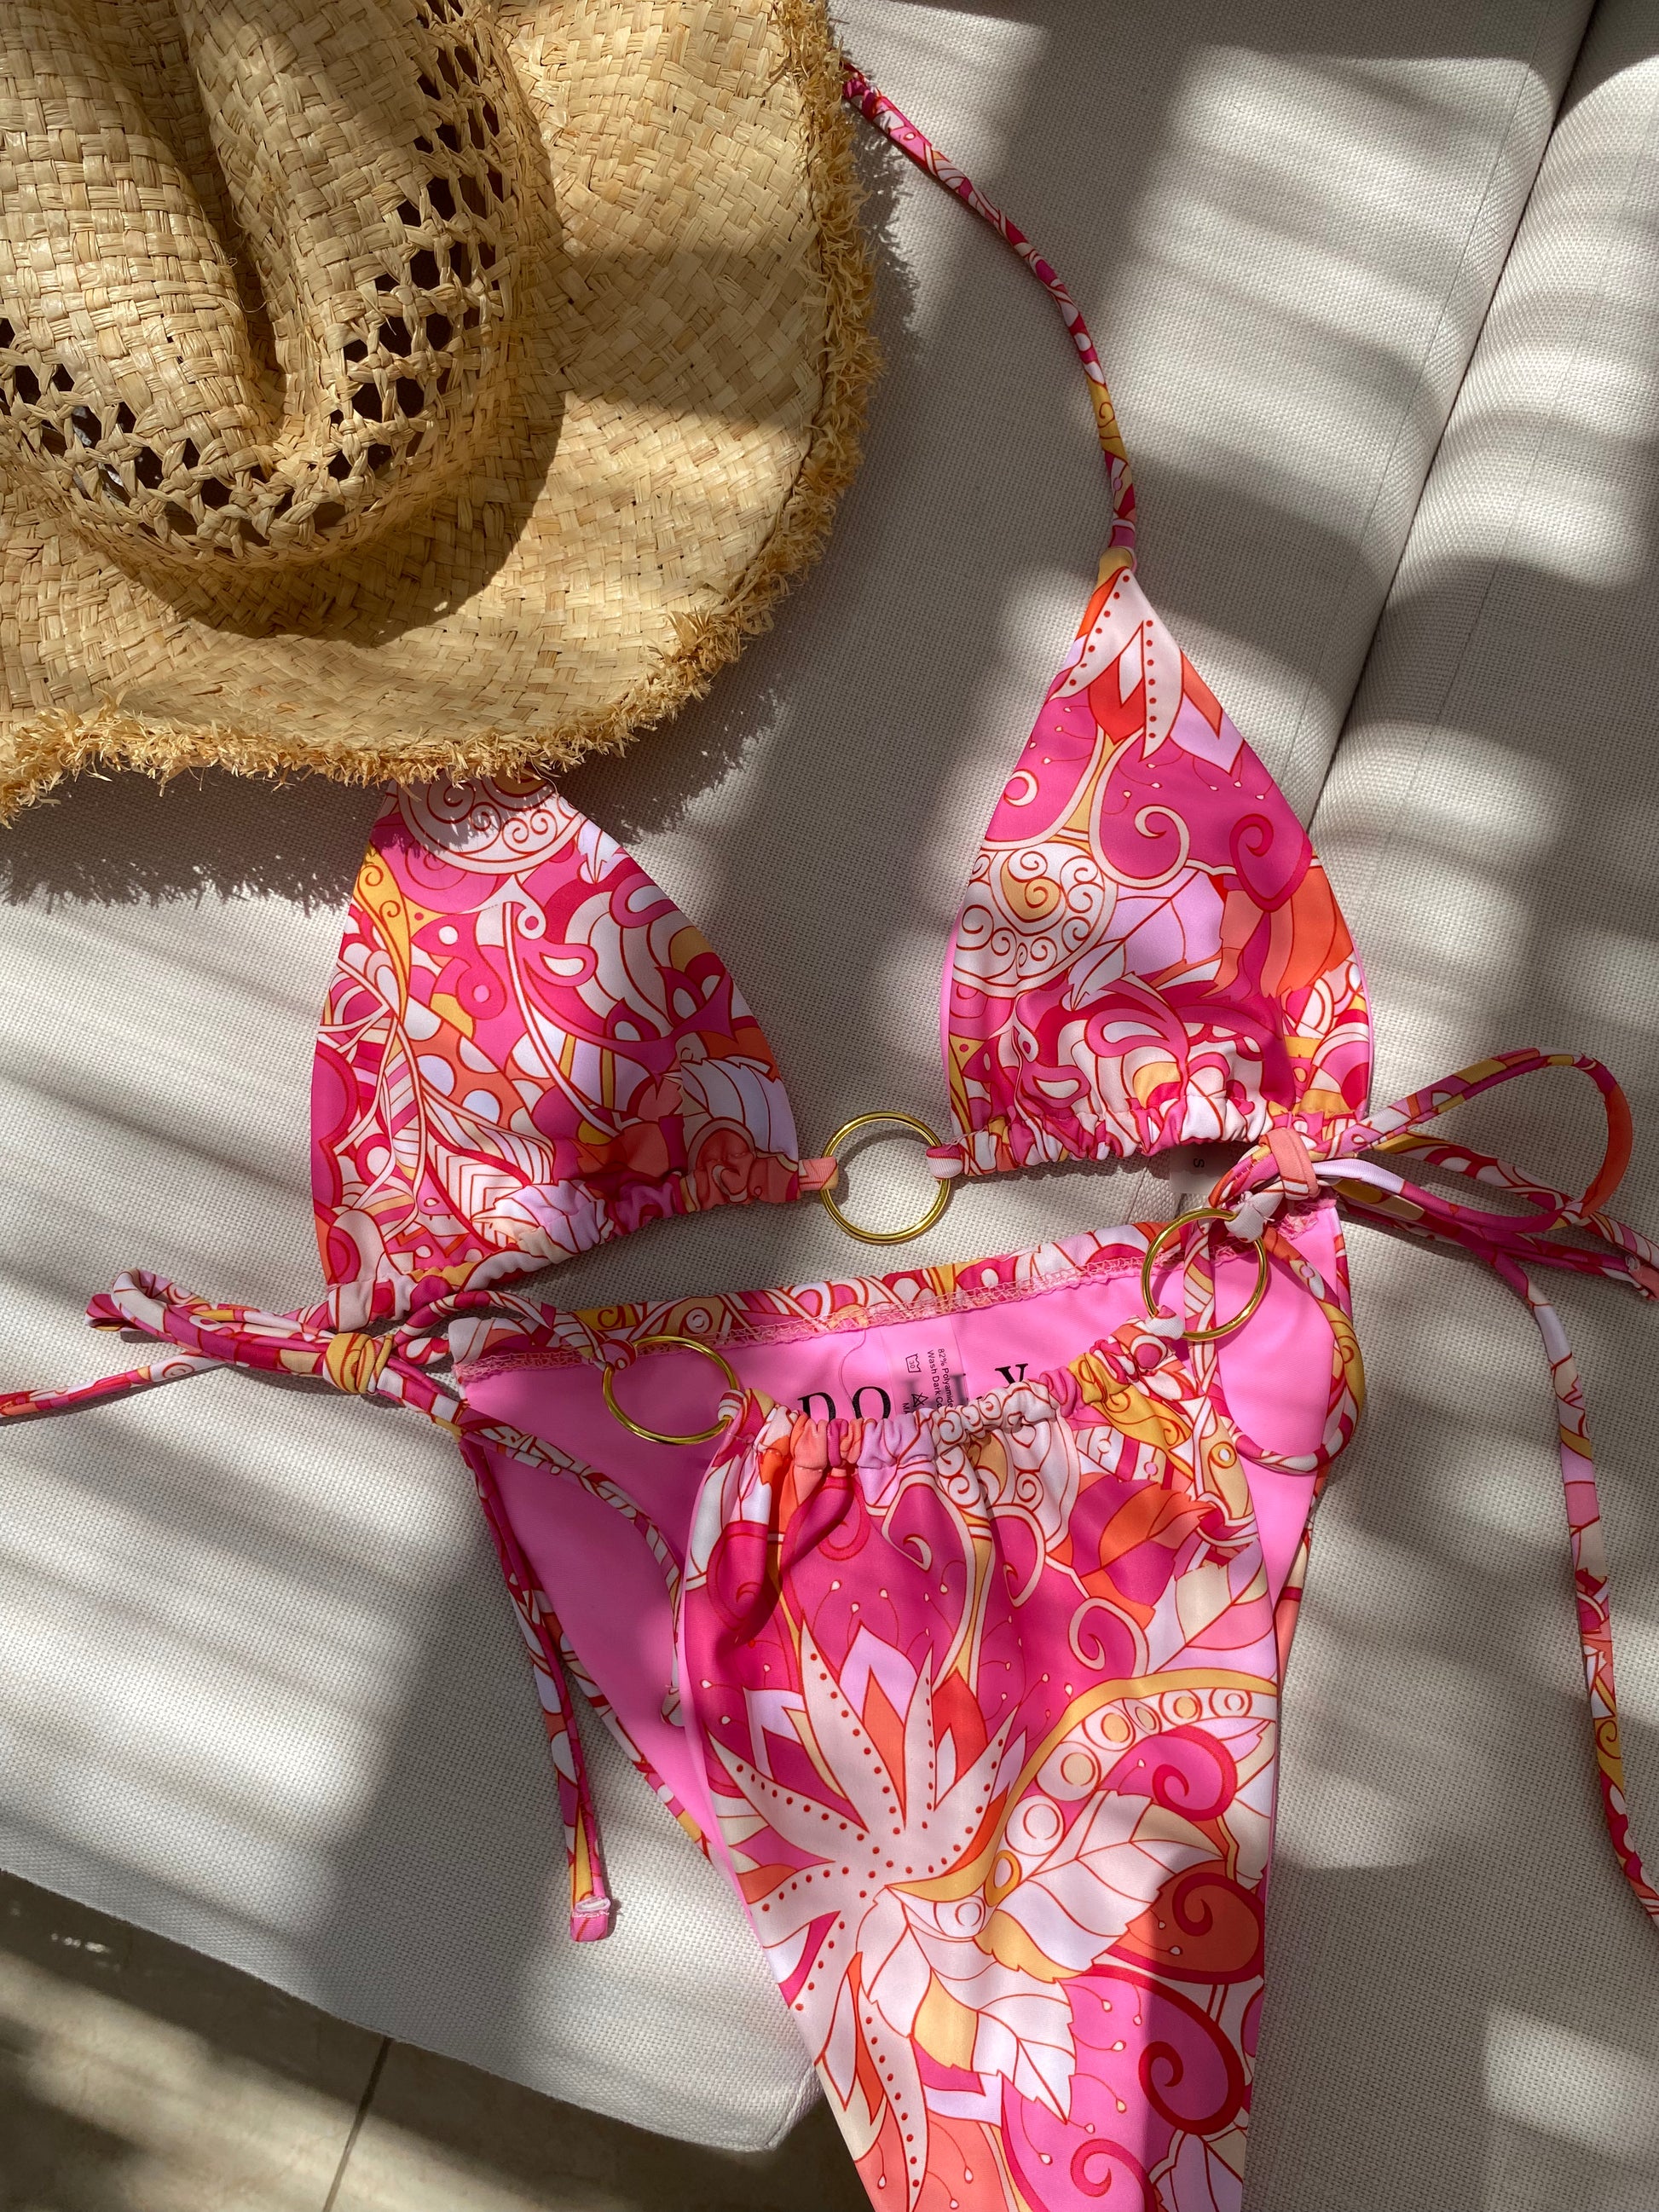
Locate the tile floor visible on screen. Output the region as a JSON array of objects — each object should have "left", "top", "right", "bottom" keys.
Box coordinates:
[{"left": 0, "top": 1871, "right": 868, "bottom": 2211}]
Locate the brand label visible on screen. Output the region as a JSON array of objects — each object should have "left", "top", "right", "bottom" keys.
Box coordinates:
[{"left": 792, "top": 1320, "right": 971, "bottom": 1422}]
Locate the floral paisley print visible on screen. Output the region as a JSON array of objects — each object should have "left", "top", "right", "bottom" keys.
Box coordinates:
[
  {"left": 937, "top": 562, "right": 1370, "bottom": 1175},
  {"left": 313, "top": 776, "right": 834, "bottom": 1327},
  {"left": 682, "top": 1375, "right": 1286, "bottom": 2212},
  {"left": 452, "top": 1205, "right": 1359, "bottom": 2210}
]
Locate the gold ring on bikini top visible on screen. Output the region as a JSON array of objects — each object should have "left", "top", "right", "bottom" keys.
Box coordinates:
[
  {"left": 818, "top": 1111, "right": 953, "bottom": 1245},
  {"left": 1139, "top": 1206, "right": 1271, "bottom": 1343},
  {"left": 600, "top": 1332, "right": 741, "bottom": 1446}
]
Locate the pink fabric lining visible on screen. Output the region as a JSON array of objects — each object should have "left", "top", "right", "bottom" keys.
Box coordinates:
[{"left": 460, "top": 1207, "right": 1347, "bottom": 1854}]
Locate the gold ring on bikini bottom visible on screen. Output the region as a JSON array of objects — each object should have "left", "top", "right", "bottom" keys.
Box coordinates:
[
  {"left": 1140, "top": 1206, "right": 1272, "bottom": 1344},
  {"left": 600, "top": 1332, "right": 741, "bottom": 1446},
  {"left": 819, "top": 1111, "right": 953, "bottom": 1245}
]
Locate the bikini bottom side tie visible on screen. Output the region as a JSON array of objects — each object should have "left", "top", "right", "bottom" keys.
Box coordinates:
[{"left": 0, "top": 1270, "right": 616, "bottom": 1941}]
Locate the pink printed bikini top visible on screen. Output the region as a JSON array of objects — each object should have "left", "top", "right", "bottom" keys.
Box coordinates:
[
  {"left": 312, "top": 556, "right": 1365, "bottom": 1325},
  {"left": 308, "top": 76, "right": 1367, "bottom": 1335}
]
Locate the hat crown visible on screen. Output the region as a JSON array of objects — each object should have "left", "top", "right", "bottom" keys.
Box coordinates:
[{"left": 0, "top": 0, "right": 532, "bottom": 575}]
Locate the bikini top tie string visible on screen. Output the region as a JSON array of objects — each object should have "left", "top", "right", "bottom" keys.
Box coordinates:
[
  {"left": 1206, "top": 1049, "right": 1658, "bottom": 1300},
  {"left": 0, "top": 1274, "right": 614, "bottom": 1944},
  {"left": 0, "top": 1271, "right": 463, "bottom": 1427},
  {"left": 1185, "top": 1048, "right": 1659, "bottom": 1929}
]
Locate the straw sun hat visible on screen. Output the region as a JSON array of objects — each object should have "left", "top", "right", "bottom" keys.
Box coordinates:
[{"left": 0, "top": 0, "right": 875, "bottom": 816}]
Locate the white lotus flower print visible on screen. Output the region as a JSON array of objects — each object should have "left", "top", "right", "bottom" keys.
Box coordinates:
[
  {"left": 711, "top": 1623, "right": 1218, "bottom": 2210},
  {"left": 986, "top": 1788, "right": 1216, "bottom": 1979},
  {"left": 711, "top": 1626, "right": 1025, "bottom": 2205}
]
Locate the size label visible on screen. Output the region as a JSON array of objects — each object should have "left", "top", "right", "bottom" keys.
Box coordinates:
[{"left": 1164, "top": 1144, "right": 1222, "bottom": 1213}]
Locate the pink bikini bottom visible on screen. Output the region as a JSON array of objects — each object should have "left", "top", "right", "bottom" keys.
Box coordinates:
[
  {"left": 13, "top": 1054, "right": 1657, "bottom": 2210},
  {"left": 453, "top": 1205, "right": 1356, "bottom": 2211}
]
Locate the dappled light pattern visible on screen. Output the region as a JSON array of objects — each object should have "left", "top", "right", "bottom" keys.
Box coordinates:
[{"left": 11, "top": 43, "right": 1659, "bottom": 2208}]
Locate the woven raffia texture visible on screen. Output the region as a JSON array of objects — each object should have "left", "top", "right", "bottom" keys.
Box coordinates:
[{"left": 0, "top": 0, "right": 876, "bottom": 816}]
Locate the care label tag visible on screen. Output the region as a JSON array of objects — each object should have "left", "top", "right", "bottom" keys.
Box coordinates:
[
  {"left": 889, "top": 1334, "right": 969, "bottom": 1416},
  {"left": 797, "top": 1320, "right": 970, "bottom": 1424}
]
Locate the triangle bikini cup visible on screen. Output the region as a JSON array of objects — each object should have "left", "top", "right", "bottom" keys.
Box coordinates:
[{"left": 9, "top": 68, "right": 1659, "bottom": 1949}]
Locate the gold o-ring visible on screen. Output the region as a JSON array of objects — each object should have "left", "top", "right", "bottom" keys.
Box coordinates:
[
  {"left": 1140, "top": 1205, "right": 1272, "bottom": 1344},
  {"left": 600, "top": 1331, "right": 741, "bottom": 1445},
  {"left": 819, "top": 1110, "right": 953, "bottom": 1245}
]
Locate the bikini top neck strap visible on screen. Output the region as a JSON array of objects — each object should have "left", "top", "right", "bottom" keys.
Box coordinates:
[{"left": 841, "top": 63, "right": 1136, "bottom": 559}]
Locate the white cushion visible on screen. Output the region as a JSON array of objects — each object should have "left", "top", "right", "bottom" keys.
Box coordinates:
[{"left": 1269, "top": 9, "right": 1659, "bottom": 2204}]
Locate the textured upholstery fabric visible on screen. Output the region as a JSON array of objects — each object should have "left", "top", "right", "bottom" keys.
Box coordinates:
[
  {"left": 0, "top": 858, "right": 826, "bottom": 2151},
  {"left": 0, "top": 0, "right": 1608, "bottom": 2163},
  {"left": 1259, "top": 9, "right": 1659, "bottom": 2204}
]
